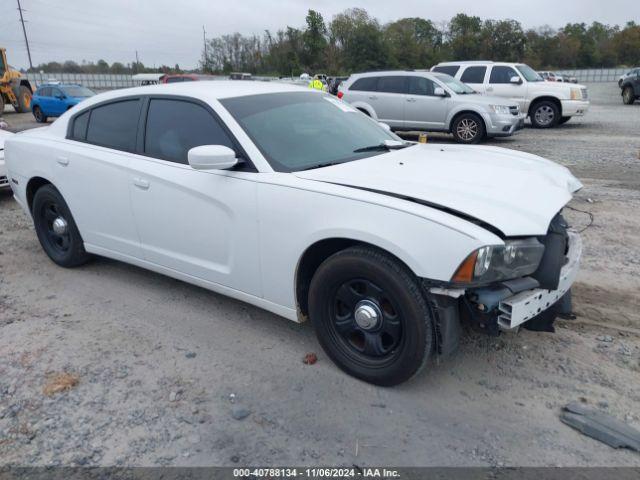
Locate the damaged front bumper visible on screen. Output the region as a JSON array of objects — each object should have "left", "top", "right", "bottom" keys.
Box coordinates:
[
  {"left": 427, "top": 231, "right": 582, "bottom": 353},
  {"left": 497, "top": 231, "right": 581, "bottom": 330}
]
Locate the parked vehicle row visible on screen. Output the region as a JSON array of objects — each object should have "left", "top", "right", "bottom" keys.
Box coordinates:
[
  {"left": 338, "top": 70, "right": 524, "bottom": 144},
  {"left": 431, "top": 61, "right": 589, "bottom": 128},
  {"left": 620, "top": 68, "right": 640, "bottom": 104},
  {"left": 537, "top": 71, "right": 578, "bottom": 83},
  {"left": 5, "top": 81, "right": 583, "bottom": 385}
]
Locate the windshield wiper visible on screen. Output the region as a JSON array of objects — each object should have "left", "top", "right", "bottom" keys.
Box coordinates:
[
  {"left": 353, "top": 141, "right": 409, "bottom": 153},
  {"left": 299, "top": 161, "right": 345, "bottom": 171}
]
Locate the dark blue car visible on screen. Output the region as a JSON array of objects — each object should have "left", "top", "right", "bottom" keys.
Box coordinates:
[{"left": 32, "top": 83, "right": 95, "bottom": 123}]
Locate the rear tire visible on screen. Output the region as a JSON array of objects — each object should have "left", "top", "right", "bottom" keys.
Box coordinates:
[
  {"left": 308, "top": 246, "right": 435, "bottom": 386},
  {"left": 33, "top": 106, "right": 47, "bottom": 123},
  {"left": 530, "top": 100, "right": 560, "bottom": 128},
  {"left": 451, "top": 113, "right": 485, "bottom": 144},
  {"left": 622, "top": 86, "right": 636, "bottom": 105},
  {"left": 558, "top": 116, "right": 571, "bottom": 125},
  {"left": 32, "top": 184, "right": 91, "bottom": 268},
  {"left": 15, "top": 85, "right": 32, "bottom": 113},
  {"left": 0, "top": 95, "right": 4, "bottom": 114}
]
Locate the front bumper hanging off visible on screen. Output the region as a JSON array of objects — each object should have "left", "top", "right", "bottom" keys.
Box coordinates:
[{"left": 497, "top": 231, "right": 582, "bottom": 330}]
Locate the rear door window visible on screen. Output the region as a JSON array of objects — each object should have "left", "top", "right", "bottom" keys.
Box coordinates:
[
  {"left": 38, "top": 87, "right": 51, "bottom": 97},
  {"left": 432, "top": 65, "right": 460, "bottom": 77},
  {"left": 85, "top": 99, "right": 141, "bottom": 152},
  {"left": 349, "top": 77, "right": 379, "bottom": 92},
  {"left": 377, "top": 76, "right": 408, "bottom": 94},
  {"left": 460, "top": 66, "right": 487, "bottom": 84},
  {"left": 144, "top": 98, "right": 234, "bottom": 164},
  {"left": 489, "top": 66, "right": 519, "bottom": 84}
]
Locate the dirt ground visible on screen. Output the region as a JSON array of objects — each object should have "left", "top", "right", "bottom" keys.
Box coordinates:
[{"left": 0, "top": 83, "right": 639, "bottom": 467}]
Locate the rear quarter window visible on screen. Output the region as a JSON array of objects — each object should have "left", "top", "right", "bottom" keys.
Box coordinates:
[
  {"left": 85, "top": 99, "right": 141, "bottom": 152},
  {"left": 349, "top": 77, "right": 379, "bottom": 92},
  {"left": 70, "top": 110, "right": 90, "bottom": 141},
  {"left": 432, "top": 65, "right": 460, "bottom": 77}
]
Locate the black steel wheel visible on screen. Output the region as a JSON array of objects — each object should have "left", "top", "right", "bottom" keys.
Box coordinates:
[
  {"left": 32, "top": 184, "right": 90, "bottom": 267},
  {"left": 309, "top": 246, "right": 435, "bottom": 386}
]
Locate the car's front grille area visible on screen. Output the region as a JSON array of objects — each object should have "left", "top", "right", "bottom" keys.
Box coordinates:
[
  {"left": 509, "top": 106, "right": 519, "bottom": 116},
  {"left": 581, "top": 88, "right": 588, "bottom": 99},
  {"left": 0, "top": 176, "right": 8, "bottom": 188}
]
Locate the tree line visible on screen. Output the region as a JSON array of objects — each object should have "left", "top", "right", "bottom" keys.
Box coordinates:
[
  {"left": 201, "top": 9, "right": 640, "bottom": 76},
  {"left": 26, "top": 60, "right": 182, "bottom": 75}
]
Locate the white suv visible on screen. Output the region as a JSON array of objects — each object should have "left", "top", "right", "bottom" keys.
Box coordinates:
[{"left": 432, "top": 61, "right": 589, "bottom": 128}]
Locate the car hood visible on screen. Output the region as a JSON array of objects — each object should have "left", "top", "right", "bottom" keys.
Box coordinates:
[{"left": 293, "top": 144, "right": 582, "bottom": 237}]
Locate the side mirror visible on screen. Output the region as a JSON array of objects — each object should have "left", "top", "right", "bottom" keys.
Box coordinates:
[
  {"left": 510, "top": 76, "right": 522, "bottom": 85},
  {"left": 188, "top": 145, "right": 238, "bottom": 170},
  {"left": 433, "top": 87, "right": 447, "bottom": 97},
  {"left": 378, "top": 122, "right": 391, "bottom": 131}
]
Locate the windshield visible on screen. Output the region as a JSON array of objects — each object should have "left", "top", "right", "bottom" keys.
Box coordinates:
[
  {"left": 62, "top": 86, "right": 95, "bottom": 97},
  {"left": 516, "top": 64, "right": 543, "bottom": 82},
  {"left": 432, "top": 73, "right": 476, "bottom": 94},
  {"left": 221, "top": 92, "right": 403, "bottom": 172}
]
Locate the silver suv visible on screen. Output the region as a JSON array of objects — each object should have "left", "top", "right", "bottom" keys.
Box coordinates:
[{"left": 338, "top": 71, "right": 524, "bottom": 144}]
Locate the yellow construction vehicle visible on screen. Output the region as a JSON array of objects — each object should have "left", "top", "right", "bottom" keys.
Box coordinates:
[{"left": 0, "top": 47, "right": 33, "bottom": 114}]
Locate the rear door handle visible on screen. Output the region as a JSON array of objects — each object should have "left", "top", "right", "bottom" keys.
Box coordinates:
[
  {"left": 406, "top": 97, "right": 416, "bottom": 103},
  {"left": 56, "top": 156, "right": 69, "bottom": 166},
  {"left": 368, "top": 95, "right": 378, "bottom": 100},
  {"left": 486, "top": 87, "right": 494, "bottom": 92},
  {"left": 133, "top": 177, "right": 150, "bottom": 190}
]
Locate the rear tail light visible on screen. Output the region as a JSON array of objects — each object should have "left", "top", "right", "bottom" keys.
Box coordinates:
[{"left": 337, "top": 91, "right": 343, "bottom": 99}]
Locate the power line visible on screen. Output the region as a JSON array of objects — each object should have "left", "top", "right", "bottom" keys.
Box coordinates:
[{"left": 16, "top": 0, "right": 33, "bottom": 69}]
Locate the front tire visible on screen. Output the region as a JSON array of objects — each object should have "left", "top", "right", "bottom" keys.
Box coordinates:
[
  {"left": 451, "top": 113, "right": 485, "bottom": 144},
  {"left": 33, "top": 106, "right": 47, "bottom": 123},
  {"left": 15, "top": 85, "right": 32, "bottom": 113},
  {"left": 622, "top": 86, "right": 636, "bottom": 105},
  {"left": 308, "top": 246, "right": 435, "bottom": 386},
  {"left": 32, "top": 184, "right": 91, "bottom": 267},
  {"left": 530, "top": 100, "right": 560, "bottom": 128}
]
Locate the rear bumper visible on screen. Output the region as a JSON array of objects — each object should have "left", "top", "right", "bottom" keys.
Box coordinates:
[
  {"left": 497, "top": 232, "right": 582, "bottom": 330},
  {"left": 561, "top": 99, "right": 590, "bottom": 117}
]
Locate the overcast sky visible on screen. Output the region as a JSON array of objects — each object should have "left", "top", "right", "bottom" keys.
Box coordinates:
[{"left": 2, "top": 0, "right": 638, "bottom": 70}]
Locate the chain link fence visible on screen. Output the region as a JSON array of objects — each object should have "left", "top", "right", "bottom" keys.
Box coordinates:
[{"left": 556, "top": 68, "right": 630, "bottom": 83}]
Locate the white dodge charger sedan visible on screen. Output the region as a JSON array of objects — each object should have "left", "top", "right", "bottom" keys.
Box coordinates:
[{"left": 5, "top": 81, "right": 583, "bottom": 385}]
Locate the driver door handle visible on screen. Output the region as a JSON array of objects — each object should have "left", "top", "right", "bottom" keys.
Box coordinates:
[
  {"left": 56, "top": 156, "right": 69, "bottom": 166},
  {"left": 406, "top": 97, "right": 417, "bottom": 103},
  {"left": 133, "top": 177, "right": 150, "bottom": 190},
  {"left": 368, "top": 95, "right": 378, "bottom": 100},
  {"left": 486, "top": 87, "right": 494, "bottom": 92}
]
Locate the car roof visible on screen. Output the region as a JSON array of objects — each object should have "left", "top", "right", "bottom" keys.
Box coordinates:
[
  {"left": 434, "top": 61, "right": 520, "bottom": 66},
  {"left": 50, "top": 80, "right": 312, "bottom": 111},
  {"left": 349, "top": 70, "right": 437, "bottom": 78}
]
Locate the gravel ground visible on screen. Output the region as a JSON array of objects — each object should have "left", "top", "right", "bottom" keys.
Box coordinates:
[{"left": 0, "top": 83, "right": 639, "bottom": 467}]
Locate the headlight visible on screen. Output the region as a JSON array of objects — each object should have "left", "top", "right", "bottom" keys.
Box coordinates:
[
  {"left": 489, "top": 105, "right": 511, "bottom": 115},
  {"left": 452, "top": 238, "right": 545, "bottom": 284},
  {"left": 570, "top": 87, "right": 582, "bottom": 100}
]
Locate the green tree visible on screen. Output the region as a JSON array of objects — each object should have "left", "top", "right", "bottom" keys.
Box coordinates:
[
  {"left": 480, "top": 19, "right": 526, "bottom": 62},
  {"left": 448, "top": 13, "right": 483, "bottom": 59},
  {"left": 384, "top": 17, "right": 443, "bottom": 69},
  {"left": 302, "top": 10, "right": 328, "bottom": 71},
  {"left": 330, "top": 8, "right": 388, "bottom": 72}
]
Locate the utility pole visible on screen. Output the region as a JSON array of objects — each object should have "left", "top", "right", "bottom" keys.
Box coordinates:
[
  {"left": 16, "top": 0, "right": 33, "bottom": 69},
  {"left": 202, "top": 25, "right": 207, "bottom": 73},
  {"left": 135, "top": 50, "right": 139, "bottom": 73}
]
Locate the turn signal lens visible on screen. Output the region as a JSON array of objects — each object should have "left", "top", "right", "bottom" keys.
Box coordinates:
[{"left": 452, "top": 250, "right": 478, "bottom": 283}]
